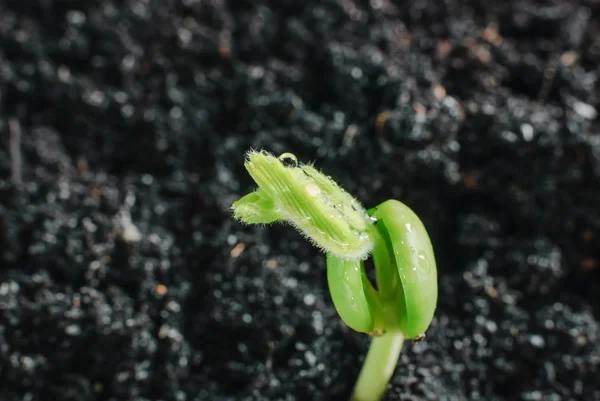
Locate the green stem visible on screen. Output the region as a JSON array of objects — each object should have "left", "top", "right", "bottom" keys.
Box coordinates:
[{"left": 349, "top": 330, "right": 404, "bottom": 401}]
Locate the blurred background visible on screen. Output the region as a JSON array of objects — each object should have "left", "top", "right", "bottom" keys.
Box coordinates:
[{"left": 0, "top": 1, "right": 599, "bottom": 400}]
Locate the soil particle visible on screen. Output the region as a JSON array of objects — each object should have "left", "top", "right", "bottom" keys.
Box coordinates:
[{"left": 1, "top": 1, "right": 599, "bottom": 400}]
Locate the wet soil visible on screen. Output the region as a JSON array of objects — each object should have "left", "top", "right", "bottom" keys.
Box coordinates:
[{"left": 0, "top": 1, "right": 599, "bottom": 400}]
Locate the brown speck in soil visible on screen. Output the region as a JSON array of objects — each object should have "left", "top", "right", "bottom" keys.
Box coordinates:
[
  {"left": 437, "top": 40, "right": 452, "bottom": 58},
  {"left": 413, "top": 103, "right": 427, "bottom": 116},
  {"left": 397, "top": 31, "right": 411, "bottom": 49},
  {"left": 487, "top": 287, "right": 499, "bottom": 299},
  {"left": 581, "top": 258, "right": 598, "bottom": 271},
  {"left": 219, "top": 43, "right": 231, "bottom": 59},
  {"left": 76, "top": 157, "right": 88, "bottom": 175},
  {"left": 582, "top": 230, "right": 595, "bottom": 241},
  {"left": 91, "top": 187, "right": 102, "bottom": 200},
  {"left": 481, "top": 23, "right": 501, "bottom": 45},
  {"left": 156, "top": 284, "right": 168, "bottom": 297},
  {"left": 433, "top": 84, "right": 446, "bottom": 100},
  {"left": 230, "top": 242, "right": 246, "bottom": 258},
  {"left": 376, "top": 111, "right": 388, "bottom": 134},
  {"left": 475, "top": 47, "right": 491, "bottom": 65},
  {"left": 463, "top": 173, "right": 478, "bottom": 190}
]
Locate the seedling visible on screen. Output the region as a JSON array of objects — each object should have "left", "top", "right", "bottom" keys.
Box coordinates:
[{"left": 231, "top": 150, "right": 438, "bottom": 401}]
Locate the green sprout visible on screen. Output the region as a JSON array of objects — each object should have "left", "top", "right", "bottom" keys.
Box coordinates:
[{"left": 231, "top": 150, "right": 438, "bottom": 401}]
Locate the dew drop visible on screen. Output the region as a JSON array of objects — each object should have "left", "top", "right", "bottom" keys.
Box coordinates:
[
  {"left": 278, "top": 152, "right": 298, "bottom": 168},
  {"left": 365, "top": 213, "right": 377, "bottom": 223},
  {"left": 343, "top": 265, "right": 359, "bottom": 286},
  {"left": 417, "top": 250, "right": 431, "bottom": 273},
  {"left": 358, "top": 232, "right": 370, "bottom": 241},
  {"left": 306, "top": 183, "right": 321, "bottom": 197}
]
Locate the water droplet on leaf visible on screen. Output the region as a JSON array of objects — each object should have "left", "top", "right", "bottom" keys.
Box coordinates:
[
  {"left": 278, "top": 152, "right": 298, "bottom": 168},
  {"left": 366, "top": 213, "right": 377, "bottom": 223},
  {"left": 417, "top": 250, "right": 431, "bottom": 273},
  {"left": 305, "top": 184, "right": 321, "bottom": 197}
]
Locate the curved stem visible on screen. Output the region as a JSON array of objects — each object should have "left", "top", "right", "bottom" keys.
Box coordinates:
[{"left": 349, "top": 331, "right": 404, "bottom": 401}]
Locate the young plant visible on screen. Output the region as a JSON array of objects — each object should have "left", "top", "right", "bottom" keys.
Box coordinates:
[{"left": 231, "top": 150, "right": 438, "bottom": 401}]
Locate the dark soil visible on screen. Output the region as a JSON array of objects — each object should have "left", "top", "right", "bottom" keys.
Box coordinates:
[{"left": 1, "top": 1, "right": 599, "bottom": 400}]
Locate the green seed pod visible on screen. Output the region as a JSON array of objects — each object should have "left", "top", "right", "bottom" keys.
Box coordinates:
[
  {"left": 326, "top": 254, "right": 384, "bottom": 335},
  {"left": 371, "top": 200, "right": 438, "bottom": 339},
  {"left": 232, "top": 150, "right": 373, "bottom": 260}
]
